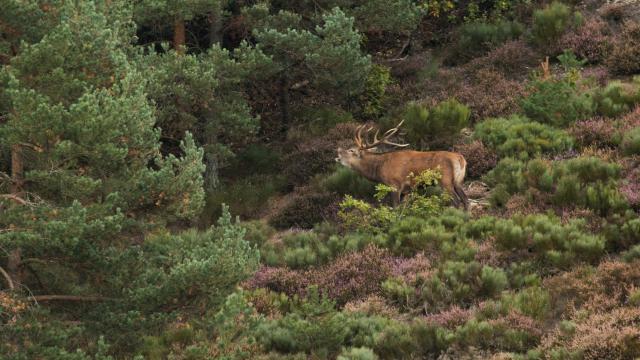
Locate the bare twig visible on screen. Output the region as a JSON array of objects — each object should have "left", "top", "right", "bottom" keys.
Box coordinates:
[
  {"left": 0, "top": 265, "right": 14, "bottom": 290},
  {"left": 0, "top": 194, "right": 27, "bottom": 205}
]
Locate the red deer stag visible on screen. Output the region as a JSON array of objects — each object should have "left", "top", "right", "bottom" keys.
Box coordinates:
[{"left": 335, "top": 121, "right": 469, "bottom": 210}]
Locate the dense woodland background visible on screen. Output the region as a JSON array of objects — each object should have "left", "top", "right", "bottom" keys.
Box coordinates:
[{"left": 1, "top": 0, "right": 640, "bottom": 359}]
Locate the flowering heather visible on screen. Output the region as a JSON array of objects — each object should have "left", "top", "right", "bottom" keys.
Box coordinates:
[
  {"left": 620, "top": 167, "right": 640, "bottom": 208},
  {"left": 541, "top": 307, "right": 640, "bottom": 360},
  {"left": 466, "top": 40, "right": 539, "bottom": 79},
  {"left": 343, "top": 295, "right": 399, "bottom": 317},
  {"left": 582, "top": 66, "right": 610, "bottom": 86},
  {"left": 569, "top": 118, "right": 617, "bottom": 148},
  {"left": 315, "top": 245, "right": 393, "bottom": 305},
  {"left": 243, "top": 266, "right": 307, "bottom": 297},
  {"left": 424, "top": 305, "right": 473, "bottom": 329},
  {"left": 390, "top": 252, "right": 433, "bottom": 283},
  {"left": 558, "top": 17, "right": 612, "bottom": 64}
]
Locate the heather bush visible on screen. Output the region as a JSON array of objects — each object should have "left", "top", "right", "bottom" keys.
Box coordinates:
[
  {"left": 314, "top": 246, "right": 393, "bottom": 305},
  {"left": 521, "top": 78, "right": 595, "bottom": 127},
  {"left": 453, "top": 20, "right": 525, "bottom": 61},
  {"left": 620, "top": 167, "right": 640, "bottom": 208},
  {"left": 282, "top": 147, "right": 336, "bottom": 189},
  {"left": 593, "top": 79, "right": 640, "bottom": 118},
  {"left": 569, "top": 118, "right": 617, "bottom": 149},
  {"left": 322, "top": 166, "right": 376, "bottom": 198},
  {"left": 269, "top": 192, "right": 338, "bottom": 230},
  {"left": 474, "top": 116, "right": 574, "bottom": 160},
  {"left": 454, "top": 141, "right": 498, "bottom": 179},
  {"left": 454, "top": 68, "right": 528, "bottom": 120},
  {"left": 557, "top": 17, "right": 612, "bottom": 64},
  {"left": 621, "top": 127, "right": 640, "bottom": 156},
  {"left": 530, "top": 2, "right": 583, "bottom": 51},
  {"left": 607, "top": 21, "right": 640, "bottom": 75},
  {"left": 465, "top": 40, "right": 538, "bottom": 78},
  {"left": 398, "top": 99, "right": 470, "bottom": 148}
]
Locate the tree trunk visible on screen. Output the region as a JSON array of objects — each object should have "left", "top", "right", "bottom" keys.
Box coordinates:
[
  {"left": 280, "top": 75, "right": 290, "bottom": 134},
  {"left": 11, "top": 144, "right": 23, "bottom": 194},
  {"left": 174, "top": 16, "right": 186, "bottom": 54}
]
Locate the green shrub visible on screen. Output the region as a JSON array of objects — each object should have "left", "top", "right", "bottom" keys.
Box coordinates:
[
  {"left": 623, "top": 245, "right": 640, "bottom": 263},
  {"left": 454, "top": 20, "right": 524, "bottom": 60},
  {"left": 531, "top": 2, "right": 582, "bottom": 50},
  {"left": 242, "top": 220, "right": 276, "bottom": 248},
  {"left": 256, "top": 288, "right": 349, "bottom": 357},
  {"left": 398, "top": 99, "right": 470, "bottom": 149},
  {"left": 323, "top": 166, "right": 377, "bottom": 198},
  {"left": 337, "top": 347, "right": 378, "bottom": 360},
  {"left": 485, "top": 157, "right": 627, "bottom": 216},
  {"left": 621, "top": 127, "right": 640, "bottom": 155},
  {"left": 474, "top": 116, "right": 574, "bottom": 160},
  {"left": 421, "top": 261, "right": 508, "bottom": 309},
  {"left": 494, "top": 214, "right": 605, "bottom": 267},
  {"left": 338, "top": 170, "right": 448, "bottom": 234},
  {"left": 593, "top": 79, "right": 640, "bottom": 117},
  {"left": 500, "top": 286, "right": 551, "bottom": 321},
  {"left": 358, "top": 64, "right": 392, "bottom": 118},
  {"left": 521, "top": 78, "right": 595, "bottom": 127},
  {"left": 131, "top": 206, "right": 260, "bottom": 312},
  {"left": 297, "top": 106, "right": 354, "bottom": 136}
]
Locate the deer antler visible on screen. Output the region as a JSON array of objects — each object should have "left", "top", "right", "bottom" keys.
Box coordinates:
[{"left": 355, "top": 120, "right": 409, "bottom": 150}]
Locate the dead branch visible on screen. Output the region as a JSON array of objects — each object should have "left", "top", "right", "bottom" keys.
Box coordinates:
[
  {"left": 0, "top": 265, "right": 14, "bottom": 290},
  {"left": 0, "top": 194, "right": 27, "bottom": 205}
]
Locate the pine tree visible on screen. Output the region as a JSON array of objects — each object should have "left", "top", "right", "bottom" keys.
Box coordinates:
[{"left": 0, "top": 1, "right": 204, "bottom": 302}]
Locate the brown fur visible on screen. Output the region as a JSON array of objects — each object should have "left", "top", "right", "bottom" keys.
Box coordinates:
[{"left": 336, "top": 148, "right": 469, "bottom": 209}]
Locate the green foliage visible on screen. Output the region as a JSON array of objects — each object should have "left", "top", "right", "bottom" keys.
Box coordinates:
[
  {"left": 337, "top": 347, "right": 378, "bottom": 360},
  {"left": 323, "top": 166, "right": 377, "bottom": 198},
  {"left": 593, "top": 78, "right": 640, "bottom": 118},
  {"left": 621, "top": 127, "right": 640, "bottom": 156},
  {"left": 350, "top": 0, "right": 422, "bottom": 34},
  {"left": 130, "top": 206, "right": 260, "bottom": 312},
  {"left": 474, "top": 116, "right": 574, "bottom": 160},
  {"left": 485, "top": 157, "right": 627, "bottom": 216},
  {"left": 455, "top": 20, "right": 524, "bottom": 60},
  {"left": 256, "top": 288, "right": 349, "bottom": 357},
  {"left": 358, "top": 64, "right": 392, "bottom": 118},
  {"left": 399, "top": 99, "right": 470, "bottom": 148},
  {"left": 521, "top": 78, "right": 595, "bottom": 127},
  {"left": 338, "top": 170, "right": 448, "bottom": 234},
  {"left": 203, "top": 175, "right": 286, "bottom": 221},
  {"left": 252, "top": 7, "right": 371, "bottom": 99},
  {"left": 557, "top": 49, "right": 587, "bottom": 71},
  {"left": 530, "top": 2, "right": 582, "bottom": 49},
  {"left": 494, "top": 214, "right": 605, "bottom": 267}
]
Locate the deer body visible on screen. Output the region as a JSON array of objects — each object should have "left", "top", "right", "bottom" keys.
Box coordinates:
[{"left": 336, "top": 121, "right": 469, "bottom": 209}]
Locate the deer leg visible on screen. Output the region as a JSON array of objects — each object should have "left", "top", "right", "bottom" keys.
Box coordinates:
[
  {"left": 441, "top": 178, "right": 461, "bottom": 208},
  {"left": 392, "top": 191, "right": 402, "bottom": 206}
]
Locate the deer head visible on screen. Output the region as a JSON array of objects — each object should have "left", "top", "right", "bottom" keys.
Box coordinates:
[{"left": 336, "top": 120, "right": 409, "bottom": 167}]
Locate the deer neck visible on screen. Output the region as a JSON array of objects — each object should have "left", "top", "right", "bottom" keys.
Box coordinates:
[{"left": 353, "top": 152, "right": 387, "bottom": 183}]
